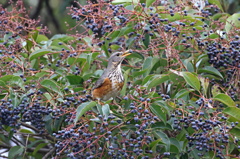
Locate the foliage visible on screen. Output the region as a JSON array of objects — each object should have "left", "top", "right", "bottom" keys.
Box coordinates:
[{"left": 0, "top": 0, "right": 240, "bottom": 159}]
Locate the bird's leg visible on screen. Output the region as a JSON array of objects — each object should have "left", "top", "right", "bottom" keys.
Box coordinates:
[
  {"left": 112, "top": 98, "right": 123, "bottom": 113},
  {"left": 98, "top": 99, "right": 104, "bottom": 105}
]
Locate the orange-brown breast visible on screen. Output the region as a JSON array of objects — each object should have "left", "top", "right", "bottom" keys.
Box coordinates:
[
  {"left": 92, "top": 77, "right": 124, "bottom": 101},
  {"left": 92, "top": 77, "right": 112, "bottom": 100}
]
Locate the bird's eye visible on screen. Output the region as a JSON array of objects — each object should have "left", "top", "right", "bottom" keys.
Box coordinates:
[{"left": 116, "top": 53, "right": 120, "bottom": 56}]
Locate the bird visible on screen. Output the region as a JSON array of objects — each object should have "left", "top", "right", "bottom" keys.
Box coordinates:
[{"left": 91, "top": 50, "right": 131, "bottom": 104}]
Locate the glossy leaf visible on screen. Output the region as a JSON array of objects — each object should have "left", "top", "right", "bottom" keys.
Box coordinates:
[
  {"left": 29, "top": 49, "right": 53, "bottom": 61},
  {"left": 146, "top": 0, "right": 155, "bottom": 7},
  {"left": 143, "top": 34, "right": 150, "bottom": 48},
  {"left": 198, "top": 66, "right": 223, "bottom": 79},
  {"left": 9, "top": 146, "right": 24, "bottom": 159},
  {"left": 74, "top": 101, "right": 97, "bottom": 124},
  {"left": 154, "top": 131, "right": 170, "bottom": 151},
  {"left": 208, "top": 0, "right": 224, "bottom": 11},
  {"left": 225, "top": 13, "right": 240, "bottom": 33},
  {"left": 147, "top": 75, "right": 169, "bottom": 90},
  {"left": 66, "top": 76, "right": 84, "bottom": 85},
  {"left": 102, "top": 104, "right": 110, "bottom": 119},
  {"left": 33, "top": 143, "right": 48, "bottom": 155},
  {"left": 211, "top": 84, "right": 221, "bottom": 97},
  {"left": 0, "top": 75, "right": 14, "bottom": 82},
  {"left": 223, "top": 107, "right": 240, "bottom": 121},
  {"left": 40, "top": 79, "right": 63, "bottom": 96},
  {"left": 150, "top": 103, "right": 166, "bottom": 124},
  {"left": 213, "top": 93, "right": 235, "bottom": 107},
  {"left": 182, "top": 72, "right": 200, "bottom": 91},
  {"left": 230, "top": 128, "right": 240, "bottom": 138},
  {"left": 120, "top": 69, "right": 131, "bottom": 96},
  {"left": 174, "top": 89, "right": 194, "bottom": 99},
  {"left": 112, "top": 0, "right": 138, "bottom": 4}
]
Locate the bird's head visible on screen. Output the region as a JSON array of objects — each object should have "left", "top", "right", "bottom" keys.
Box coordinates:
[{"left": 107, "top": 50, "right": 131, "bottom": 69}]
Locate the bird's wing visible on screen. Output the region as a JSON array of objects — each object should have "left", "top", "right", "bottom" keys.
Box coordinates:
[{"left": 92, "top": 70, "right": 109, "bottom": 90}]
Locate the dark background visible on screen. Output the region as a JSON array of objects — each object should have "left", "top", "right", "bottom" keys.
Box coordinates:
[{"left": 1, "top": 0, "right": 240, "bottom": 36}]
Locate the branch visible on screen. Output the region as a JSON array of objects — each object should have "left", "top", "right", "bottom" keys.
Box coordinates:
[
  {"left": 45, "top": 0, "right": 62, "bottom": 33},
  {"left": 30, "top": 0, "right": 44, "bottom": 19},
  {"left": 42, "top": 147, "right": 56, "bottom": 159},
  {"left": 20, "top": 122, "right": 55, "bottom": 141}
]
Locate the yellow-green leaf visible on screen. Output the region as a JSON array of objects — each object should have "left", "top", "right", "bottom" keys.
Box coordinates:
[
  {"left": 182, "top": 72, "right": 200, "bottom": 91},
  {"left": 213, "top": 93, "right": 235, "bottom": 107}
]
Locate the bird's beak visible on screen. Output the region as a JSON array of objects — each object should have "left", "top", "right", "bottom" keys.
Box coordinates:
[{"left": 121, "top": 50, "right": 131, "bottom": 57}]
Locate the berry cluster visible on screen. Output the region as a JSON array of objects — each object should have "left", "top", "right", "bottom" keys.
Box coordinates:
[
  {"left": 0, "top": 2, "right": 47, "bottom": 76},
  {"left": 70, "top": 2, "right": 128, "bottom": 39},
  {"left": 0, "top": 97, "right": 52, "bottom": 134},
  {"left": 207, "top": 37, "right": 240, "bottom": 94},
  {"left": 53, "top": 101, "right": 166, "bottom": 158},
  {"left": 171, "top": 102, "right": 239, "bottom": 158}
]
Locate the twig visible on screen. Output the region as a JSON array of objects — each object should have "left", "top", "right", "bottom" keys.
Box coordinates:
[
  {"left": 42, "top": 147, "right": 56, "bottom": 159},
  {"left": 20, "top": 122, "right": 55, "bottom": 141}
]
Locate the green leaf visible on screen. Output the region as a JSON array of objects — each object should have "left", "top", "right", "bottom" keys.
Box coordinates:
[
  {"left": 50, "top": 34, "right": 75, "bottom": 42},
  {"left": 43, "top": 92, "right": 56, "bottom": 107},
  {"left": 66, "top": 76, "right": 84, "bottom": 85},
  {"left": 147, "top": 75, "right": 169, "bottom": 90},
  {"left": 19, "top": 128, "right": 34, "bottom": 134},
  {"left": 67, "top": 57, "right": 86, "bottom": 65},
  {"left": 132, "top": 69, "right": 147, "bottom": 77},
  {"left": 25, "top": 40, "right": 33, "bottom": 52},
  {"left": 40, "top": 79, "right": 63, "bottom": 96},
  {"left": 209, "top": 33, "right": 219, "bottom": 39},
  {"left": 154, "top": 131, "right": 170, "bottom": 151},
  {"left": 35, "top": 71, "right": 49, "bottom": 78},
  {"left": 223, "top": 107, "right": 240, "bottom": 121},
  {"left": 74, "top": 101, "right": 96, "bottom": 124},
  {"left": 170, "top": 138, "right": 181, "bottom": 153},
  {"left": 9, "top": 146, "right": 24, "bottom": 159},
  {"left": 31, "top": 30, "right": 39, "bottom": 41},
  {"left": 174, "top": 89, "right": 194, "bottom": 99},
  {"left": 27, "top": 140, "right": 45, "bottom": 148},
  {"left": 120, "top": 69, "right": 131, "bottom": 96},
  {"left": 127, "top": 52, "right": 144, "bottom": 60},
  {"left": 0, "top": 75, "right": 14, "bottom": 82},
  {"left": 142, "top": 57, "right": 152, "bottom": 71},
  {"left": 11, "top": 76, "right": 24, "bottom": 90},
  {"left": 182, "top": 72, "right": 200, "bottom": 91},
  {"left": 225, "top": 13, "right": 240, "bottom": 33},
  {"left": 143, "top": 33, "right": 150, "bottom": 48},
  {"left": 183, "top": 59, "right": 194, "bottom": 72},
  {"left": 150, "top": 103, "right": 166, "bottom": 124},
  {"left": 0, "top": 80, "right": 6, "bottom": 86},
  {"left": 33, "top": 143, "right": 48, "bottom": 155},
  {"left": 152, "top": 122, "right": 172, "bottom": 130},
  {"left": 198, "top": 66, "right": 223, "bottom": 79},
  {"left": 230, "top": 128, "right": 240, "bottom": 138},
  {"left": 211, "top": 84, "right": 221, "bottom": 97},
  {"left": 112, "top": 0, "right": 138, "bottom": 4},
  {"left": 208, "top": 0, "right": 224, "bottom": 12},
  {"left": 102, "top": 104, "right": 110, "bottom": 119},
  {"left": 36, "top": 34, "right": 48, "bottom": 43},
  {"left": 51, "top": 39, "right": 70, "bottom": 51},
  {"left": 142, "top": 57, "right": 158, "bottom": 77},
  {"left": 213, "top": 93, "right": 235, "bottom": 107},
  {"left": 29, "top": 49, "right": 53, "bottom": 61},
  {"left": 146, "top": 0, "right": 155, "bottom": 7}
]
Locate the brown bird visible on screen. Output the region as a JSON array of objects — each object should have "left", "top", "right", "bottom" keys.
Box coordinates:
[{"left": 91, "top": 50, "right": 131, "bottom": 104}]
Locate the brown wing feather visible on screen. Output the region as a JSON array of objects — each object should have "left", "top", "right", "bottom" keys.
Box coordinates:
[
  {"left": 92, "top": 77, "right": 112, "bottom": 100},
  {"left": 92, "top": 69, "right": 108, "bottom": 90}
]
